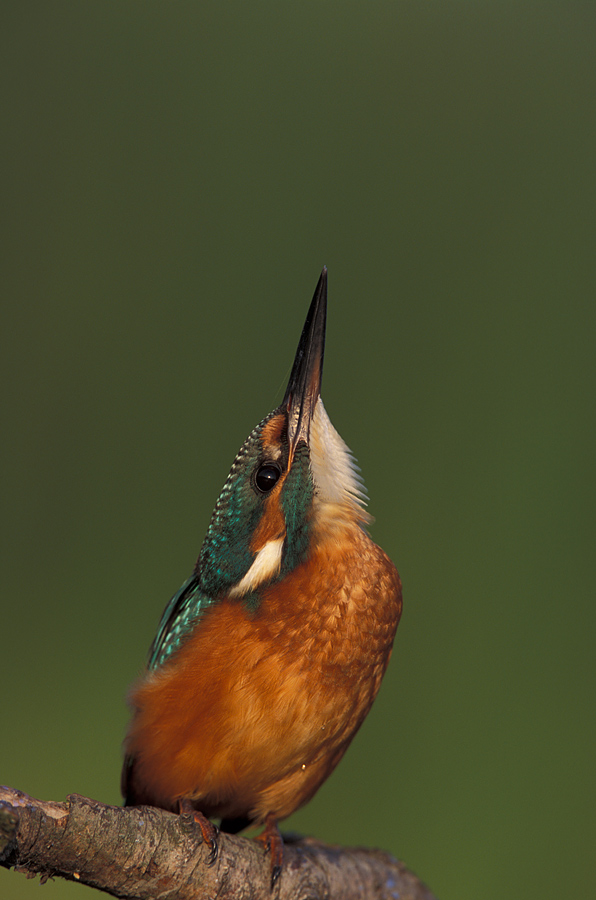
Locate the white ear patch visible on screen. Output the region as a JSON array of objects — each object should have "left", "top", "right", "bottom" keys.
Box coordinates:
[
  {"left": 308, "top": 399, "right": 368, "bottom": 516},
  {"left": 229, "top": 537, "right": 285, "bottom": 597}
]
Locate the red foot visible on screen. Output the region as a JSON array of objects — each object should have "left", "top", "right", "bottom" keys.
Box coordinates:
[
  {"left": 255, "top": 813, "right": 284, "bottom": 889},
  {"left": 178, "top": 798, "right": 219, "bottom": 865}
]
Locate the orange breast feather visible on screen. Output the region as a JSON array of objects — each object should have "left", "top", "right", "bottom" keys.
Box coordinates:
[{"left": 124, "top": 523, "right": 402, "bottom": 824}]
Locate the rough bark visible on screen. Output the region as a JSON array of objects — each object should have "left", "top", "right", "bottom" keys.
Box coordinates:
[{"left": 0, "top": 786, "right": 437, "bottom": 900}]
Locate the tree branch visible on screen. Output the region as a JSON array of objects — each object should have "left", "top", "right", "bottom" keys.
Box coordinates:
[{"left": 0, "top": 786, "right": 437, "bottom": 900}]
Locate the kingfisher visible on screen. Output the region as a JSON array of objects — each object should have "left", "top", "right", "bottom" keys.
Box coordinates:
[{"left": 121, "top": 268, "right": 402, "bottom": 885}]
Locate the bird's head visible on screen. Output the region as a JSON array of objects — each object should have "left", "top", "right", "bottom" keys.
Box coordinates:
[{"left": 197, "top": 268, "right": 370, "bottom": 601}]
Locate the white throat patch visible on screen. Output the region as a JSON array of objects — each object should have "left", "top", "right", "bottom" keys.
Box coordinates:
[{"left": 308, "top": 399, "right": 368, "bottom": 517}]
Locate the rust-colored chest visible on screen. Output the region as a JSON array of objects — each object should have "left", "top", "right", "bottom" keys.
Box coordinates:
[{"left": 124, "top": 523, "right": 401, "bottom": 823}]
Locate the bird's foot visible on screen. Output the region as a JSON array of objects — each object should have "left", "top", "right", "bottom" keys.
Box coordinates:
[
  {"left": 255, "top": 813, "right": 284, "bottom": 889},
  {"left": 178, "top": 798, "right": 219, "bottom": 865}
]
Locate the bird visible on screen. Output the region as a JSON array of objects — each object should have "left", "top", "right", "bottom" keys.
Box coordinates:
[{"left": 121, "top": 267, "right": 402, "bottom": 885}]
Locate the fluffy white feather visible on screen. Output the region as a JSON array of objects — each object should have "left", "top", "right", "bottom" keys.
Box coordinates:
[{"left": 308, "top": 399, "right": 368, "bottom": 517}]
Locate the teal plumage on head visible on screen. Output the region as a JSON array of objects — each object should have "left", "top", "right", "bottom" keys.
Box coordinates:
[
  {"left": 147, "top": 414, "right": 278, "bottom": 671},
  {"left": 198, "top": 412, "right": 276, "bottom": 597},
  {"left": 147, "top": 411, "right": 316, "bottom": 670}
]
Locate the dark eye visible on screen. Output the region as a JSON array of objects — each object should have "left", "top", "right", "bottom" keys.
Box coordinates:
[{"left": 255, "top": 463, "right": 281, "bottom": 493}]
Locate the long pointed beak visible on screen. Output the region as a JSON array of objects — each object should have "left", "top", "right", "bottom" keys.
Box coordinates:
[{"left": 282, "top": 266, "right": 327, "bottom": 452}]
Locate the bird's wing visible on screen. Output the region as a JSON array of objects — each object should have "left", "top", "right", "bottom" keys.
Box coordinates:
[{"left": 147, "top": 574, "right": 216, "bottom": 670}]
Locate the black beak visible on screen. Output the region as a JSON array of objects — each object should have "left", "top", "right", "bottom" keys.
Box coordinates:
[{"left": 282, "top": 266, "right": 327, "bottom": 453}]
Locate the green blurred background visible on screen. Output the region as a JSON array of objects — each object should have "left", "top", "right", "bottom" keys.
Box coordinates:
[{"left": 2, "top": 3, "right": 594, "bottom": 899}]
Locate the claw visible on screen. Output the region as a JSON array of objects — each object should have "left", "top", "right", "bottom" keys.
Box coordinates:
[
  {"left": 255, "top": 813, "right": 284, "bottom": 890},
  {"left": 270, "top": 862, "right": 282, "bottom": 889},
  {"left": 178, "top": 799, "right": 219, "bottom": 865}
]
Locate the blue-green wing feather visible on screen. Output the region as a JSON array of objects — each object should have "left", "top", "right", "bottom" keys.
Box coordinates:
[{"left": 147, "top": 575, "right": 216, "bottom": 670}]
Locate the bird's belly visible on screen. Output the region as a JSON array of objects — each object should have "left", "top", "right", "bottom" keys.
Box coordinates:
[{"left": 125, "top": 586, "right": 396, "bottom": 822}]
